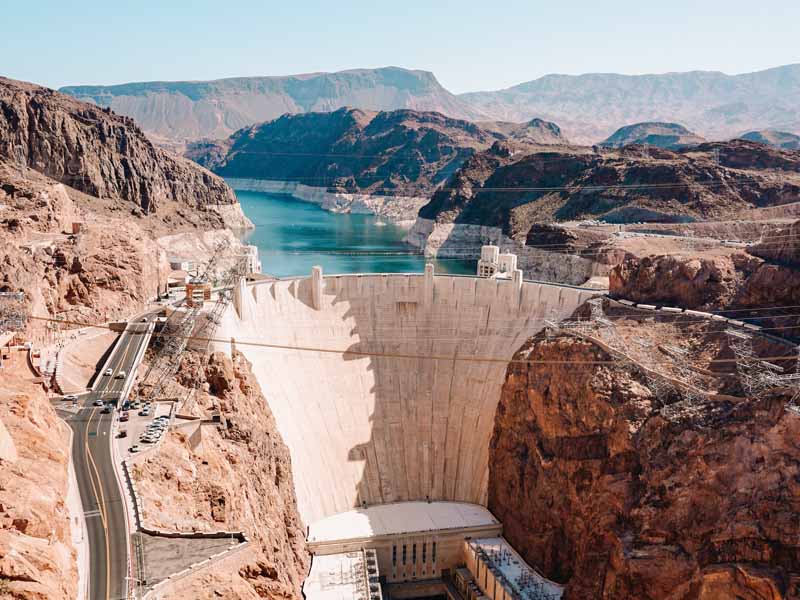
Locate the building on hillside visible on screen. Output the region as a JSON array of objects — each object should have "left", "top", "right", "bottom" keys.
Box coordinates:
[
  {"left": 168, "top": 256, "right": 196, "bottom": 273},
  {"left": 185, "top": 277, "right": 212, "bottom": 307}
]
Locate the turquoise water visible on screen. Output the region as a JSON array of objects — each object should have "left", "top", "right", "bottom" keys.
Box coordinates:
[{"left": 236, "top": 191, "right": 475, "bottom": 278}]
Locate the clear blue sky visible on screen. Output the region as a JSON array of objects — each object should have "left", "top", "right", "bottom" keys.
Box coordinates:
[{"left": 3, "top": 0, "right": 798, "bottom": 93}]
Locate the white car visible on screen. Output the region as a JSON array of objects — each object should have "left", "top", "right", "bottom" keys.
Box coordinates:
[
  {"left": 63, "top": 395, "right": 78, "bottom": 402},
  {"left": 129, "top": 445, "right": 140, "bottom": 453},
  {"left": 115, "top": 370, "right": 127, "bottom": 380},
  {"left": 104, "top": 368, "right": 112, "bottom": 376},
  {"left": 93, "top": 399, "right": 104, "bottom": 407}
]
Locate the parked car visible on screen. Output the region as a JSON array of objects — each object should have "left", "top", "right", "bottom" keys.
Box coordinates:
[
  {"left": 63, "top": 394, "right": 78, "bottom": 402},
  {"left": 118, "top": 430, "right": 127, "bottom": 438},
  {"left": 104, "top": 368, "right": 112, "bottom": 376},
  {"left": 120, "top": 412, "right": 130, "bottom": 422},
  {"left": 129, "top": 445, "right": 140, "bottom": 453},
  {"left": 139, "top": 408, "right": 150, "bottom": 417}
]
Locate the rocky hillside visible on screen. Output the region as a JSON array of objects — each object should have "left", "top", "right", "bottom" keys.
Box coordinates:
[
  {"left": 740, "top": 130, "right": 800, "bottom": 150},
  {"left": 188, "top": 108, "right": 567, "bottom": 197},
  {"left": 0, "top": 77, "right": 250, "bottom": 231},
  {"left": 1, "top": 363, "right": 78, "bottom": 600},
  {"left": 609, "top": 226, "right": 800, "bottom": 339},
  {"left": 131, "top": 350, "right": 309, "bottom": 598},
  {"left": 418, "top": 140, "right": 800, "bottom": 238},
  {"left": 61, "top": 67, "right": 484, "bottom": 145},
  {"left": 748, "top": 220, "right": 800, "bottom": 267},
  {"left": 490, "top": 310, "right": 800, "bottom": 598},
  {"left": 0, "top": 161, "right": 170, "bottom": 334},
  {"left": 460, "top": 63, "right": 800, "bottom": 143},
  {"left": 600, "top": 122, "right": 706, "bottom": 149}
]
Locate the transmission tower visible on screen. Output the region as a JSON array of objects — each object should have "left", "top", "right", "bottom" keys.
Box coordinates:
[
  {"left": 778, "top": 347, "right": 800, "bottom": 415},
  {"left": 726, "top": 329, "right": 784, "bottom": 396}
]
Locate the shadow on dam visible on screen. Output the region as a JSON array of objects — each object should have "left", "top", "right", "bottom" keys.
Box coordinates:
[{"left": 219, "top": 271, "right": 597, "bottom": 525}]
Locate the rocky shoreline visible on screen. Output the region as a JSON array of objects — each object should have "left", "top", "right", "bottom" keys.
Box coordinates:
[
  {"left": 405, "top": 217, "right": 601, "bottom": 285},
  {"left": 225, "top": 178, "right": 427, "bottom": 225}
]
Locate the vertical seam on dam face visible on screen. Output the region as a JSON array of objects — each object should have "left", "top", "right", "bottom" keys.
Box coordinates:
[{"left": 215, "top": 274, "right": 598, "bottom": 524}]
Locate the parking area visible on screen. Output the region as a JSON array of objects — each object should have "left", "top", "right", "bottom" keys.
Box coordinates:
[{"left": 115, "top": 400, "right": 174, "bottom": 456}]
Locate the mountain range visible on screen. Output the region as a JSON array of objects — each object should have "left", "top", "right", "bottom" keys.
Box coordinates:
[{"left": 60, "top": 64, "right": 800, "bottom": 147}]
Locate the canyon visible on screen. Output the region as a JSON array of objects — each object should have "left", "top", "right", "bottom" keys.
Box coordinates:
[{"left": 3, "top": 65, "right": 800, "bottom": 600}]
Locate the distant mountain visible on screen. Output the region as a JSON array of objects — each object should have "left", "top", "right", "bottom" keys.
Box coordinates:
[
  {"left": 60, "top": 67, "right": 484, "bottom": 146},
  {"left": 740, "top": 129, "right": 800, "bottom": 150},
  {"left": 601, "top": 122, "right": 706, "bottom": 149},
  {"left": 480, "top": 118, "right": 567, "bottom": 146},
  {"left": 459, "top": 64, "right": 800, "bottom": 143},
  {"left": 188, "top": 108, "right": 559, "bottom": 197}
]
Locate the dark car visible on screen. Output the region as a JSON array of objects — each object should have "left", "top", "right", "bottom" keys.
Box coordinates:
[{"left": 118, "top": 429, "right": 128, "bottom": 438}]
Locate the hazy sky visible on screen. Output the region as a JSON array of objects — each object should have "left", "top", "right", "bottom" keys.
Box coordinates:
[{"left": 3, "top": 0, "right": 798, "bottom": 93}]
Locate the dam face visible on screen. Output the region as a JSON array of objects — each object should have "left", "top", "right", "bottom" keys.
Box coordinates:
[{"left": 218, "top": 271, "right": 596, "bottom": 524}]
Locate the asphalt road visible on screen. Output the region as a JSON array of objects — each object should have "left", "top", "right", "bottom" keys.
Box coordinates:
[{"left": 65, "top": 319, "right": 154, "bottom": 600}]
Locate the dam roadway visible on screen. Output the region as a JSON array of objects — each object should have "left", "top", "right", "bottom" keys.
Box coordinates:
[{"left": 64, "top": 320, "right": 153, "bottom": 600}]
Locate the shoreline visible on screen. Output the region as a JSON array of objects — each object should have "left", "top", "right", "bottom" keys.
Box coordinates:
[{"left": 225, "top": 178, "right": 427, "bottom": 227}]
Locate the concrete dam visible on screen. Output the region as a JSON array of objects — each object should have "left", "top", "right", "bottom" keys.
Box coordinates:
[
  {"left": 215, "top": 265, "right": 597, "bottom": 596},
  {"left": 218, "top": 267, "right": 596, "bottom": 521}
]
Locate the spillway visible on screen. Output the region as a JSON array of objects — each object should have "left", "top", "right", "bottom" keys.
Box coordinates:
[{"left": 216, "top": 269, "right": 596, "bottom": 524}]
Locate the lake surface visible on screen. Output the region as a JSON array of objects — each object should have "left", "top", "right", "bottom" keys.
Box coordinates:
[{"left": 236, "top": 190, "right": 475, "bottom": 278}]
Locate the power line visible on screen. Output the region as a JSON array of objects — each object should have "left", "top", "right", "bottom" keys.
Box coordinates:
[{"left": 22, "top": 314, "right": 799, "bottom": 367}]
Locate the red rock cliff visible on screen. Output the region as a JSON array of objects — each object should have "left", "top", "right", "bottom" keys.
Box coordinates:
[{"left": 489, "top": 332, "right": 800, "bottom": 599}]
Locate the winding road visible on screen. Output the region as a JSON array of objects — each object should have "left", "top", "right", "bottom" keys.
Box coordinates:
[{"left": 61, "top": 319, "right": 153, "bottom": 600}]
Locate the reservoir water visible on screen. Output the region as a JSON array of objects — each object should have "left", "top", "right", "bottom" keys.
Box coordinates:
[{"left": 236, "top": 190, "right": 475, "bottom": 278}]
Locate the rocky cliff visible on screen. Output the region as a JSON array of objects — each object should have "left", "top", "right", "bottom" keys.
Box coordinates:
[
  {"left": 61, "top": 67, "right": 485, "bottom": 145},
  {"left": 748, "top": 220, "right": 800, "bottom": 267},
  {"left": 609, "top": 229, "right": 800, "bottom": 338},
  {"left": 0, "top": 77, "right": 251, "bottom": 231},
  {"left": 130, "top": 350, "right": 309, "bottom": 598},
  {"left": 489, "top": 322, "right": 800, "bottom": 599},
  {"left": 417, "top": 140, "right": 800, "bottom": 238},
  {"left": 188, "top": 108, "right": 565, "bottom": 201},
  {"left": 0, "top": 363, "right": 78, "bottom": 600},
  {"left": 600, "top": 122, "right": 706, "bottom": 149},
  {"left": 0, "top": 161, "right": 171, "bottom": 337}
]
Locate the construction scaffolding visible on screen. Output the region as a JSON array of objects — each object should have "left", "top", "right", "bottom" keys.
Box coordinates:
[{"left": 138, "top": 240, "right": 234, "bottom": 403}]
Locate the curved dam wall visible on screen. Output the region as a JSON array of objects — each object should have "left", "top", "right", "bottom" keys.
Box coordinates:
[{"left": 215, "top": 272, "right": 599, "bottom": 524}]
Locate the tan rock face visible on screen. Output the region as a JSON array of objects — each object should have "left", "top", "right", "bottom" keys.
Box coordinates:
[
  {"left": 132, "top": 351, "right": 309, "bottom": 598},
  {"left": 0, "top": 76, "right": 250, "bottom": 230},
  {"left": 489, "top": 333, "right": 800, "bottom": 599},
  {"left": 0, "top": 364, "right": 77, "bottom": 600},
  {"left": 0, "top": 161, "right": 171, "bottom": 334},
  {"left": 748, "top": 220, "right": 800, "bottom": 267}
]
